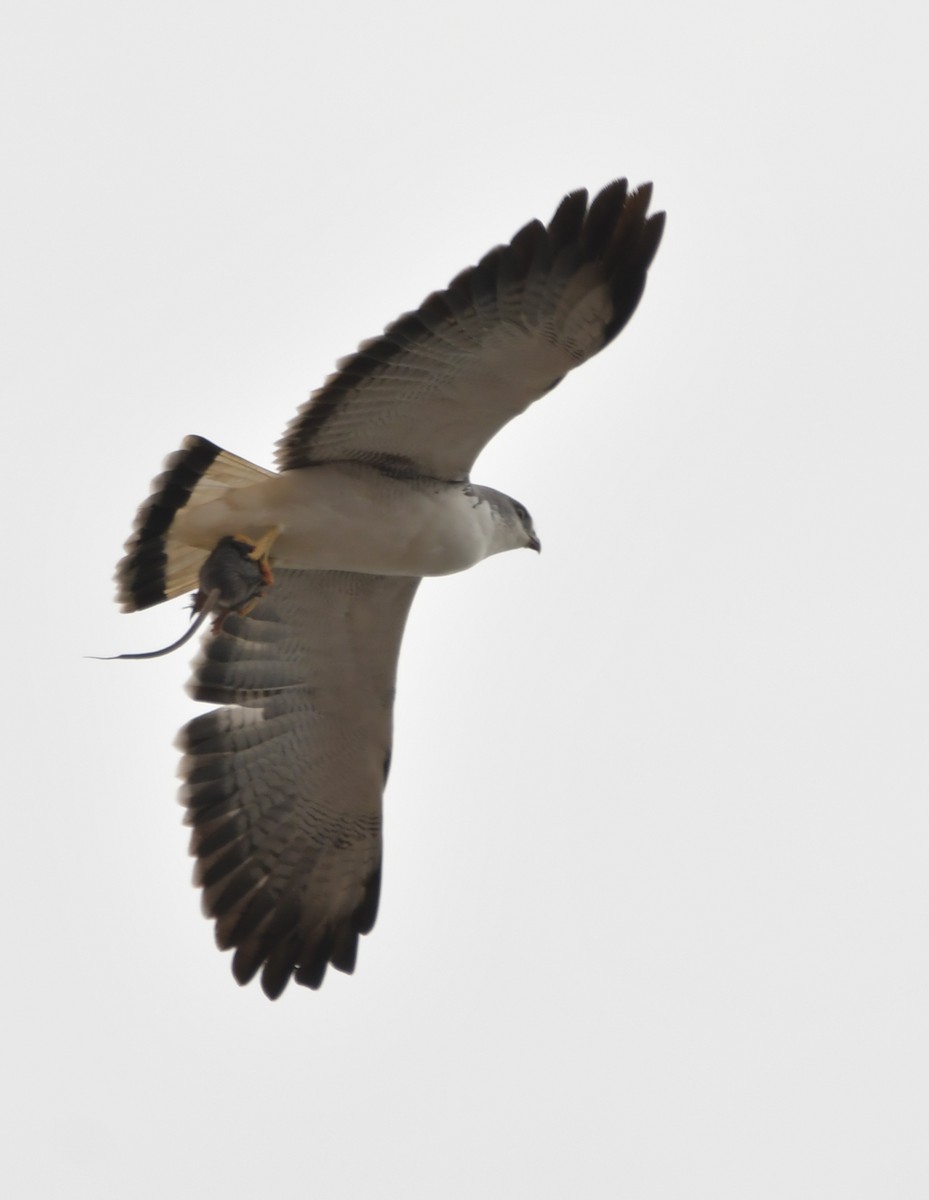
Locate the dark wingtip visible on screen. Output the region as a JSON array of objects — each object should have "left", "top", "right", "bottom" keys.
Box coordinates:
[{"left": 598, "top": 182, "right": 665, "bottom": 346}]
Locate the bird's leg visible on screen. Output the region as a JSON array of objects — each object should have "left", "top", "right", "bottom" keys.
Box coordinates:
[{"left": 239, "top": 524, "right": 281, "bottom": 588}]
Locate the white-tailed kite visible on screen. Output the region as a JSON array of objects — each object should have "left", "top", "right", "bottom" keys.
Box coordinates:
[{"left": 117, "top": 179, "right": 664, "bottom": 998}]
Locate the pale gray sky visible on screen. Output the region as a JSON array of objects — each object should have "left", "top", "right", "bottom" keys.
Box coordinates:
[{"left": 3, "top": 2, "right": 927, "bottom": 1197}]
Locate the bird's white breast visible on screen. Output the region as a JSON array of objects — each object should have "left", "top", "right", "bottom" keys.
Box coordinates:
[{"left": 173, "top": 463, "right": 501, "bottom": 577}]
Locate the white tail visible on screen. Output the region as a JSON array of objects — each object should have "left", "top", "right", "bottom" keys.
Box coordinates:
[{"left": 116, "top": 435, "right": 274, "bottom": 611}]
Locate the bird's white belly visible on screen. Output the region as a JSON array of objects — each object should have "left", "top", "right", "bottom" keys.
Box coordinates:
[{"left": 174, "top": 464, "right": 497, "bottom": 577}]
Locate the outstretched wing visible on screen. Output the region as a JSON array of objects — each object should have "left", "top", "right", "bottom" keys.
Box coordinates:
[
  {"left": 179, "top": 566, "right": 419, "bottom": 998},
  {"left": 277, "top": 179, "right": 664, "bottom": 481}
]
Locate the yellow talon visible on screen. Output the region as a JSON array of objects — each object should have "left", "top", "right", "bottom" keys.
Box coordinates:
[
  {"left": 245, "top": 525, "right": 281, "bottom": 562},
  {"left": 232, "top": 526, "right": 280, "bottom": 587},
  {"left": 232, "top": 597, "right": 261, "bottom": 619}
]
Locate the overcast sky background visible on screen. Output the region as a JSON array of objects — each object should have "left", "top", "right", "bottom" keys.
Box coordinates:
[{"left": 3, "top": 2, "right": 927, "bottom": 1197}]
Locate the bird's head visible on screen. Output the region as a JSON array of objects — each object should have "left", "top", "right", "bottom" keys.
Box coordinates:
[{"left": 510, "top": 498, "right": 541, "bottom": 553}]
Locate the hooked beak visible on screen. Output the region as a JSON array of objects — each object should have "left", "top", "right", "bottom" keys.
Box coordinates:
[{"left": 527, "top": 533, "right": 542, "bottom": 553}]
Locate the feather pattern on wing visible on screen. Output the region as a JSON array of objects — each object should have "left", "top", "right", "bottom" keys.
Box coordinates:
[
  {"left": 177, "top": 566, "right": 420, "bottom": 998},
  {"left": 276, "top": 179, "right": 664, "bottom": 480}
]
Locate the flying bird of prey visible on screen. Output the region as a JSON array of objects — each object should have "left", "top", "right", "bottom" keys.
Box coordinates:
[{"left": 117, "top": 179, "right": 664, "bottom": 998}]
